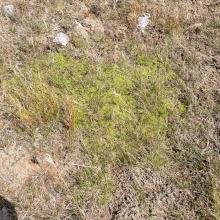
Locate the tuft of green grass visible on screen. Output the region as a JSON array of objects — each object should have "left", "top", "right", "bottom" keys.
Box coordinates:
[
  {"left": 3, "top": 52, "right": 182, "bottom": 206},
  {"left": 73, "top": 167, "right": 113, "bottom": 206}
]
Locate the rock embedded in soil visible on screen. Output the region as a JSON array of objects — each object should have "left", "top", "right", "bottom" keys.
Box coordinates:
[
  {"left": 138, "top": 13, "right": 151, "bottom": 32},
  {"left": 53, "top": 32, "right": 69, "bottom": 46},
  {"left": 2, "top": 5, "right": 14, "bottom": 17}
]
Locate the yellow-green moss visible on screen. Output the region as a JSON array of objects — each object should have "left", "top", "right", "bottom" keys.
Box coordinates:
[{"left": 3, "top": 52, "right": 182, "bottom": 205}]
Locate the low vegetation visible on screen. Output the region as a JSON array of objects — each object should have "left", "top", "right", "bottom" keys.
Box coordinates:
[
  {"left": 3, "top": 52, "right": 184, "bottom": 206},
  {"left": 0, "top": 0, "right": 219, "bottom": 219}
]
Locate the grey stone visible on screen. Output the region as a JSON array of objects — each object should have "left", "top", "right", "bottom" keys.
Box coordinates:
[
  {"left": 2, "top": 5, "right": 14, "bottom": 17},
  {"left": 53, "top": 32, "right": 69, "bottom": 46}
]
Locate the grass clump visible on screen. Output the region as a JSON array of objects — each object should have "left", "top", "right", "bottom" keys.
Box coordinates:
[
  {"left": 3, "top": 54, "right": 84, "bottom": 130},
  {"left": 3, "top": 52, "right": 182, "bottom": 205}
]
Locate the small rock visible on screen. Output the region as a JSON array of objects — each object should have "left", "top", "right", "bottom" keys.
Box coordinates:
[
  {"left": 138, "top": 13, "right": 151, "bottom": 32},
  {"left": 45, "top": 154, "right": 55, "bottom": 165},
  {"left": 53, "top": 32, "right": 69, "bottom": 46},
  {"left": 2, "top": 5, "right": 14, "bottom": 17}
]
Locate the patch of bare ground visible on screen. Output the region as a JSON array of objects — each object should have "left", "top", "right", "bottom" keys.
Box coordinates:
[{"left": 0, "top": 0, "right": 219, "bottom": 219}]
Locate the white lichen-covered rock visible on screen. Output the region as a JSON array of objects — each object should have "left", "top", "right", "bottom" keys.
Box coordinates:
[
  {"left": 138, "top": 13, "right": 151, "bottom": 32},
  {"left": 2, "top": 5, "right": 14, "bottom": 17},
  {"left": 53, "top": 32, "right": 69, "bottom": 46}
]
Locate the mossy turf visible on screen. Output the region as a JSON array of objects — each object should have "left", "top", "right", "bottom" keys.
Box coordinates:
[{"left": 3, "top": 52, "right": 183, "bottom": 205}]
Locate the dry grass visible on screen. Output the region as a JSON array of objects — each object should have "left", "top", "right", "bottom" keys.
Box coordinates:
[{"left": 0, "top": 0, "right": 219, "bottom": 219}]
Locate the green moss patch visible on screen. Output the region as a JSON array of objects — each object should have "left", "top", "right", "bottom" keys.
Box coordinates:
[{"left": 3, "top": 52, "right": 182, "bottom": 205}]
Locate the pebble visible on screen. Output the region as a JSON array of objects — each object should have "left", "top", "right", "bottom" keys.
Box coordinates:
[
  {"left": 53, "top": 32, "right": 69, "bottom": 46},
  {"left": 2, "top": 4, "right": 14, "bottom": 17},
  {"left": 138, "top": 13, "right": 151, "bottom": 32}
]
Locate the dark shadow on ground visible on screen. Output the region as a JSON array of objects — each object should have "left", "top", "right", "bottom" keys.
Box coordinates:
[{"left": 0, "top": 196, "right": 18, "bottom": 220}]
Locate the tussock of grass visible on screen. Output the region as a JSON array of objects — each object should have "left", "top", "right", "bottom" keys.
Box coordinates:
[{"left": 3, "top": 52, "right": 182, "bottom": 205}]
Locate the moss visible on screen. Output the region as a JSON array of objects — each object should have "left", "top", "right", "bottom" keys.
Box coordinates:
[{"left": 3, "top": 52, "right": 182, "bottom": 206}]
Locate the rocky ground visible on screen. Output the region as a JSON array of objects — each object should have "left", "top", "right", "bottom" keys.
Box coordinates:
[{"left": 0, "top": 0, "right": 219, "bottom": 219}]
